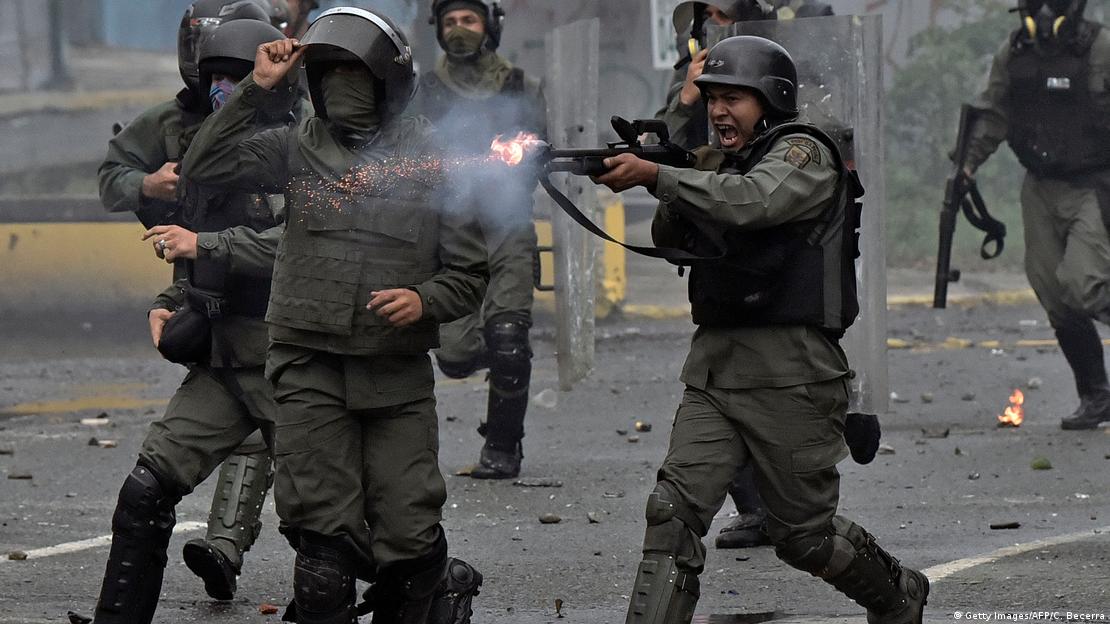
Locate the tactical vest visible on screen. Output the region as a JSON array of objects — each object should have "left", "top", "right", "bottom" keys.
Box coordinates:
[
  {"left": 184, "top": 192, "right": 279, "bottom": 319},
  {"left": 1007, "top": 23, "right": 1110, "bottom": 177},
  {"left": 686, "top": 123, "right": 862, "bottom": 333},
  {"left": 265, "top": 126, "right": 446, "bottom": 353}
]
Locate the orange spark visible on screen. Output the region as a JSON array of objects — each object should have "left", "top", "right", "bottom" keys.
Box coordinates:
[
  {"left": 998, "top": 388, "right": 1024, "bottom": 427},
  {"left": 489, "top": 132, "right": 544, "bottom": 166}
]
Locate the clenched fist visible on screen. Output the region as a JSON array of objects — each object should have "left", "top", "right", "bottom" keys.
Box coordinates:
[
  {"left": 253, "top": 38, "right": 306, "bottom": 90},
  {"left": 142, "top": 162, "right": 180, "bottom": 203}
]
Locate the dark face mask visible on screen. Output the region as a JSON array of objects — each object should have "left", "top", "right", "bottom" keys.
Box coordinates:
[
  {"left": 444, "top": 27, "right": 485, "bottom": 59},
  {"left": 321, "top": 66, "right": 380, "bottom": 135}
]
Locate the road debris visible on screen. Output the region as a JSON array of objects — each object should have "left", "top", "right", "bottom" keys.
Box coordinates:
[
  {"left": 514, "top": 478, "right": 563, "bottom": 488},
  {"left": 0, "top": 447, "right": 13, "bottom": 456},
  {"left": 990, "top": 521, "right": 1021, "bottom": 530},
  {"left": 587, "top": 512, "right": 602, "bottom": 524},
  {"left": 539, "top": 513, "right": 562, "bottom": 524},
  {"left": 634, "top": 421, "right": 652, "bottom": 432},
  {"left": 877, "top": 444, "right": 896, "bottom": 455},
  {"left": 920, "top": 392, "right": 934, "bottom": 404},
  {"left": 79, "top": 416, "right": 110, "bottom": 426},
  {"left": 921, "top": 427, "right": 949, "bottom": 439},
  {"left": 6, "top": 472, "right": 32, "bottom": 480},
  {"left": 1030, "top": 457, "right": 1053, "bottom": 470},
  {"left": 890, "top": 392, "right": 910, "bottom": 404},
  {"left": 7, "top": 550, "right": 27, "bottom": 561},
  {"left": 555, "top": 598, "right": 565, "bottom": 618},
  {"left": 532, "top": 389, "right": 557, "bottom": 409},
  {"left": 627, "top": 435, "right": 640, "bottom": 443},
  {"left": 968, "top": 472, "right": 980, "bottom": 480},
  {"left": 1027, "top": 377, "right": 1043, "bottom": 389},
  {"left": 259, "top": 604, "right": 280, "bottom": 615},
  {"left": 961, "top": 392, "right": 976, "bottom": 401}
]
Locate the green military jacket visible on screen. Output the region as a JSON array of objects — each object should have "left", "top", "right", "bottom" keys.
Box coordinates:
[
  {"left": 181, "top": 75, "right": 489, "bottom": 358},
  {"left": 652, "top": 132, "right": 850, "bottom": 389},
  {"left": 102, "top": 90, "right": 290, "bottom": 368}
]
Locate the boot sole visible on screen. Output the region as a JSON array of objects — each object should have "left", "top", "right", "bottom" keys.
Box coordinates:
[{"left": 182, "top": 541, "right": 236, "bottom": 601}]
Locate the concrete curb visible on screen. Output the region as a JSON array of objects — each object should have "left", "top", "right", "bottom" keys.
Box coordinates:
[
  {"left": 617, "top": 288, "right": 1039, "bottom": 320},
  {"left": 0, "top": 88, "right": 173, "bottom": 119}
]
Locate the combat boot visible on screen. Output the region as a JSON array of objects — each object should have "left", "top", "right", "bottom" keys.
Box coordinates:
[
  {"left": 469, "top": 440, "right": 522, "bottom": 480},
  {"left": 428, "top": 557, "right": 483, "bottom": 624},
  {"left": 824, "top": 520, "right": 929, "bottom": 624},
  {"left": 1060, "top": 385, "right": 1110, "bottom": 430},
  {"left": 469, "top": 318, "right": 531, "bottom": 480},
  {"left": 184, "top": 449, "right": 273, "bottom": 599},
  {"left": 714, "top": 511, "right": 770, "bottom": 549},
  {"left": 371, "top": 543, "right": 449, "bottom": 624}
]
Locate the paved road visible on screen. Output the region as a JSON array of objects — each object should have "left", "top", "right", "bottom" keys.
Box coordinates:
[{"left": 0, "top": 302, "right": 1107, "bottom": 623}]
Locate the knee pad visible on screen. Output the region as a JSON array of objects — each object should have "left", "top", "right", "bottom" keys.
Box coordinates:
[
  {"left": 642, "top": 481, "right": 707, "bottom": 558},
  {"left": 114, "top": 464, "right": 176, "bottom": 537},
  {"left": 294, "top": 533, "right": 356, "bottom": 618},
  {"left": 484, "top": 319, "right": 532, "bottom": 379},
  {"left": 775, "top": 516, "right": 859, "bottom": 579},
  {"left": 436, "top": 354, "right": 485, "bottom": 380}
]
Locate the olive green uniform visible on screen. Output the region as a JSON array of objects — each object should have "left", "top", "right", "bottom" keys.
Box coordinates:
[
  {"left": 967, "top": 32, "right": 1110, "bottom": 329},
  {"left": 412, "top": 62, "right": 546, "bottom": 365},
  {"left": 649, "top": 135, "right": 850, "bottom": 565},
  {"left": 98, "top": 91, "right": 282, "bottom": 571},
  {"left": 182, "top": 75, "right": 488, "bottom": 567}
]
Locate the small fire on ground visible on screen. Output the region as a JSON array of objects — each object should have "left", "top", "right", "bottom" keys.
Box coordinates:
[
  {"left": 489, "top": 132, "right": 544, "bottom": 166},
  {"left": 998, "top": 389, "right": 1024, "bottom": 427}
]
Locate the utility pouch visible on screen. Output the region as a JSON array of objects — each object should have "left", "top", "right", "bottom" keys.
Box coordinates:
[{"left": 156, "top": 286, "right": 225, "bottom": 365}]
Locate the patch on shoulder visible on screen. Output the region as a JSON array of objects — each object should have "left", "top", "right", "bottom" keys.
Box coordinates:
[{"left": 783, "top": 136, "right": 822, "bottom": 169}]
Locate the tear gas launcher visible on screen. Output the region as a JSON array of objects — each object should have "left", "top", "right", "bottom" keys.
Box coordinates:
[{"left": 933, "top": 104, "right": 1007, "bottom": 309}]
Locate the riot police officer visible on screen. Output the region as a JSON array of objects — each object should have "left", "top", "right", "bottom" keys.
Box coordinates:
[
  {"left": 94, "top": 0, "right": 285, "bottom": 606},
  {"left": 593, "top": 36, "right": 929, "bottom": 624},
  {"left": 81, "top": 18, "right": 299, "bottom": 624},
  {"left": 964, "top": 0, "right": 1110, "bottom": 430},
  {"left": 182, "top": 8, "right": 489, "bottom": 622},
  {"left": 412, "top": 0, "right": 547, "bottom": 480}
]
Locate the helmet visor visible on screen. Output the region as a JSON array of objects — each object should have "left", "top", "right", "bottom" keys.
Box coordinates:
[{"left": 178, "top": 15, "right": 224, "bottom": 87}]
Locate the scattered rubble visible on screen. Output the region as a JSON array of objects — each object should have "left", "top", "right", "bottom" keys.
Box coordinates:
[
  {"left": 587, "top": 512, "right": 601, "bottom": 524},
  {"left": 539, "top": 513, "right": 562, "bottom": 524},
  {"left": 532, "top": 389, "right": 557, "bottom": 409},
  {"left": 1027, "top": 377, "right": 1043, "bottom": 390},
  {"left": 627, "top": 436, "right": 640, "bottom": 444},
  {"left": 921, "top": 427, "right": 949, "bottom": 439},
  {"left": 961, "top": 392, "right": 976, "bottom": 401},
  {"left": 1030, "top": 457, "right": 1053, "bottom": 470},
  {"left": 990, "top": 521, "right": 1021, "bottom": 530},
  {"left": 6, "top": 472, "right": 32, "bottom": 480},
  {"left": 877, "top": 444, "right": 896, "bottom": 455},
  {"left": 634, "top": 421, "right": 652, "bottom": 432},
  {"left": 920, "top": 393, "right": 934, "bottom": 404},
  {"left": 7, "top": 550, "right": 27, "bottom": 561},
  {"left": 259, "top": 604, "right": 280, "bottom": 615},
  {"left": 513, "top": 478, "right": 563, "bottom": 488}
]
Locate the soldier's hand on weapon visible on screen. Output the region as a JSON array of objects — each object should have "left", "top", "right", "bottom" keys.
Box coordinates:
[
  {"left": 679, "top": 49, "right": 710, "bottom": 107},
  {"left": 143, "top": 225, "right": 199, "bottom": 263},
  {"left": 368, "top": 289, "right": 424, "bottom": 328},
  {"left": 148, "top": 308, "right": 175, "bottom": 348},
  {"left": 594, "top": 153, "right": 660, "bottom": 193},
  {"left": 142, "top": 162, "right": 180, "bottom": 203},
  {"left": 253, "top": 38, "right": 306, "bottom": 90}
]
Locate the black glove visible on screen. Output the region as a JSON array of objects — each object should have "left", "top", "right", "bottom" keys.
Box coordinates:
[{"left": 844, "top": 412, "right": 881, "bottom": 465}]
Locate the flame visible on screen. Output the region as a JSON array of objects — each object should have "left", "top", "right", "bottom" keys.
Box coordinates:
[
  {"left": 998, "top": 388, "right": 1024, "bottom": 427},
  {"left": 489, "top": 132, "right": 544, "bottom": 166}
]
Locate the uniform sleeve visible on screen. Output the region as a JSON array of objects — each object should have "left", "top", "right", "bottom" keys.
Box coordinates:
[
  {"left": 965, "top": 41, "right": 1012, "bottom": 173},
  {"left": 412, "top": 204, "right": 490, "bottom": 324},
  {"left": 150, "top": 279, "right": 187, "bottom": 313},
  {"left": 181, "top": 74, "right": 297, "bottom": 195},
  {"left": 98, "top": 106, "right": 171, "bottom": 214},
  {"left": 653, "top": 133, "right": 838, "bottom": 230},
  {"left": 194, "top": 222, "right": 282, "bottom": 282},
  {"left": 659, "top": 81, "right": 705, "bottom": 150}
]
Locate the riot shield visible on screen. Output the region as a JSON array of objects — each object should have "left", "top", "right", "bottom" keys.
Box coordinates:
[{"left": 710, "top": 15, "right": 888, "bottom": 413}]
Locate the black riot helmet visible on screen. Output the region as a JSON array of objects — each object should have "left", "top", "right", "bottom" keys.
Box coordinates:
[
  {"left": 429, "top": 0, "right": 505, "bottom": 52},
  {"left": 300, "top": 7, "right": 416, "bottom": 122},
  {"left": 178, "top": 0, "right": 270, "bottom": 93},
  {"left": 672, "top": 0, "right": 773, "bottom": 34},
  {"left": 255, "top": 0, "right": 291, "bottom": 30},
  {"left": 694, "top": 35, "right": 799, "bottom": 119},
  {"left": 198, "top": 20, "right": 284, "bottom": 97}
]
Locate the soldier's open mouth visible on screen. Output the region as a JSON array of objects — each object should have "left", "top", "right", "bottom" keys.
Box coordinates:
[{"left": 716, "top": 124, "right": 740, "bottom": 147}]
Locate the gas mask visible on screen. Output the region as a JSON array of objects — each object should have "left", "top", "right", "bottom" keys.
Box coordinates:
[{"left": 1022, "top": 0, "right": 1085, "bottom": 41}]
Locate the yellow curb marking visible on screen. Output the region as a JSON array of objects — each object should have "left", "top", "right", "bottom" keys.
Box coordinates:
[{"left": 1, "top": 396, "right": 168, "bottom": 416}]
